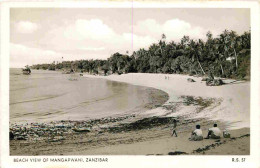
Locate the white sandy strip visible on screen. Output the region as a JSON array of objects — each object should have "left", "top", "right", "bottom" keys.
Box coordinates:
[{"left": 84, "top": 73, "right": 250, "bottom": 130}]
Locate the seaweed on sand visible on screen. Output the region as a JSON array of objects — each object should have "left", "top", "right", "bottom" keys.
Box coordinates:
[
  {"left": 192, "top": 134, "right": 250, "bottom": 154},
  {"left": 108, "top": 116, "right": 177, "bottom": 133},
  {"left": 180, "top": 96, "right": 215, "bottom": 110},
  {"left": 168, "top": 151, "right": 188, "bottom": 155}
]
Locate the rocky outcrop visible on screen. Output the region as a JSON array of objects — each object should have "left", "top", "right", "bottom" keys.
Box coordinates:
[
  {"left": 206, "top": 79, "right": 224, "bottom": 86},
  {"left": 187, "top": 78, "right": 195, "bottom": 82}
]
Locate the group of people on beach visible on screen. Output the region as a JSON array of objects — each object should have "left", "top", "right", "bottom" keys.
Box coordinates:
[
  {"left": 171, "top": 119, "right": 229, "bottom": 141},
  {"left": 189, "top": 123, "right": 222, "bottom": 141}
]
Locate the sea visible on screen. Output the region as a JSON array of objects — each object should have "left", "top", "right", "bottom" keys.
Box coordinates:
[{"left": 9, "top": 69, "right": 163, "bottom": 124}]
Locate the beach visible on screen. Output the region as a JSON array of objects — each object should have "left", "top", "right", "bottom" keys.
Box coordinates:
[
  {"left": 10, "top": 73, "right": 250, "bottom": 155},
  {"left": 84, "top": 73, "right": 250, "bottom": 129}
]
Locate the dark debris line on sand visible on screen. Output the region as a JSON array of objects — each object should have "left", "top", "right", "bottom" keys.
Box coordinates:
[
  {"left": 166, "top": 134, "right": 250, "bottom": 156},
  {"left": 107, "top": 117, "right": 178, "bottom": 133},
  {"left": 192, "top": 134, "right": 250, "bottom": 154},
  {"left": 168, "top": 151, "right": 188, "bottom": 155},
  {"left": 147, "top": 151, "right": 188, "bottom": 156}
]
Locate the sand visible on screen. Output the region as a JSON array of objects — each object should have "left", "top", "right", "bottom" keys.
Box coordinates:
[
  {"left": 10, "top": 118, "right": 249, "bottom": 155},
  {"left": 10, "top": 73, "right": 250, "bottom": 155},
  {"left": 84, "top": 73, "right": 250, "bottom": 130},
  {"left": 79, "top": 73, "right": 250, "bottom": 155}
]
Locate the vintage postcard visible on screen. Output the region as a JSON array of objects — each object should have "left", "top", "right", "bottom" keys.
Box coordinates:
[{"left": 1, "top": 1, "right": 260, "bottom": 168}]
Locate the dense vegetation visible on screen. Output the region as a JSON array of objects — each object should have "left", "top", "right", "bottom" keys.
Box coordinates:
[{"left": 31, "top": 30, "right": 251, "bottom": 80}]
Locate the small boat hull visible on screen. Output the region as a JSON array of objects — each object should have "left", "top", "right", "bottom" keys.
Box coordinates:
[{"left": 72, "top": 128, "right": 91, "bottom": 132}]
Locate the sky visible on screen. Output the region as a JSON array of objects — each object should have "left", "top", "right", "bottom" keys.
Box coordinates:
[{"left": 10, "top": 8, "right": 250, "bottom": 68}]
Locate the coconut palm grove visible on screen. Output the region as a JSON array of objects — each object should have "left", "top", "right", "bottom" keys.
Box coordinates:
[{"left": 31, "top": 30, "right": 251, "bottom": 80}]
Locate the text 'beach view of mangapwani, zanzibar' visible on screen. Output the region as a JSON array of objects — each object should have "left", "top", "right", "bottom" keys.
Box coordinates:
[{"left": 9, "top": 8, "right": 250, "bottom": 155}]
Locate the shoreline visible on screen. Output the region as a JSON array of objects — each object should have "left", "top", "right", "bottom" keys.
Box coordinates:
[
  {"left": 83, "top": 73, "right": 250, "bottom": 130},
  {"left": 10, "top": 73, "right": 250, "bottom": 155},
  {"left": 10, "top": 69, "right": 169, "bottom": 124}
]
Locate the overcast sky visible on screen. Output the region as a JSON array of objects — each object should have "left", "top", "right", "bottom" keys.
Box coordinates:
[{"left": 10, "top": 8, "right": 250, "bottom": 68}]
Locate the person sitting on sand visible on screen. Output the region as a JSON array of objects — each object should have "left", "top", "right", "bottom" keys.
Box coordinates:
[
  {"left": 189, "top": 125, "right": 203, "bottom": 141},
  {"left": 171, "top": 119, "right": 178, "bottom": 137},
  {"left": 205, "top": 124, "right": 221, "bottom": 139}
]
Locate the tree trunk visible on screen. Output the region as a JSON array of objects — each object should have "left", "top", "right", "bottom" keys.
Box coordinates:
[
  {"left": 197, "top": 57, "right": 205, "bottom": 75},
  {"left": 217, "top": 52, "right": 225, "bottom": 76},
  {"left": 220, "top": 62, "right": 224, "bottom": 76},
  {"left": 195, "top": 69, "right": 198, "bottom": 75},
  {"left": 233, "top": 48, "right": 238, "bottom": 69}
]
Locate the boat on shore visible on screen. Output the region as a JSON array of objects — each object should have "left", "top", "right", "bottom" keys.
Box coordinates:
[{"left": 22, "top": 66, "right": 31, "bottom": 75}]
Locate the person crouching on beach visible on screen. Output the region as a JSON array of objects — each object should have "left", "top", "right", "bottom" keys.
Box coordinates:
[
  {"left": 189, "top": 124, "right": 203, "bottom": 141},
  {"left": 171, "top": 119, "right": 178, "bottom": 137},
  {"left": 205, "top": 123, "right": 221, "bottom": 139}
]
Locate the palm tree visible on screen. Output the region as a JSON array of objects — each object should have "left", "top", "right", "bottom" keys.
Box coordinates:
[
  {"left": 197, "top": 39, "right": 206, "bottom": 75},
  {"left": 188, "top": 39, "right": 206, "bottom": 75},
  {"left": 229, "top": 30, "right": 242, "bottom": 70},
  {"left": 181, "top": 35, "right": 190, "bottom": 50},
  {"left": 214, "top": 43, "right": 225, "bottom": 76},
  {"left": 161, "top": 33, "right": 166, "bottom": 41},
  {"left": 241, "top": 30, "right": 251, "bottom": 49},
  {"left": 205, "top": 32, "right": 225, "bottom": 77},
  {"left": 215, "top": 30, "right": 232, "bottom": 76}
]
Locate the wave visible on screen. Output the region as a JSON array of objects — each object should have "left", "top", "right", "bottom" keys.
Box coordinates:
[
  {"left": 62, "top": 93, "right": 120, "bottom": 112},
  {"left": 11, "top": 110, "right": 67, "bottom": 119},
  {"left": 10, "top": 94, "right": 65, "bottom": 105},
  {"left": 10, "top": 86, "right": 37, "bottom": 91},
  {"left": 80, "top": 93, "right": 120, "bottom": 105}
]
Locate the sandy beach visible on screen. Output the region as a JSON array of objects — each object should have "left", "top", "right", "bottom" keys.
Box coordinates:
[
  {"left": 10, "top": 73, "right": 250, "bottom": 155},
  {"left": 78, "top": 73, "right": 250, "bottom": 155},
  {"left": 84, "top": 73, "right": 250, "bottom": 129}
]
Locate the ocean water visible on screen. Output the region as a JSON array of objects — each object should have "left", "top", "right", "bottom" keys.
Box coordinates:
[{"left": 10, "top": 69, "right": 164, "bottom": 123}]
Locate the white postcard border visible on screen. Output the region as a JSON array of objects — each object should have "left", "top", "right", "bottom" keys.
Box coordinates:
[{"left": 1, "top": 1, "right": 260, "bottom": 168}]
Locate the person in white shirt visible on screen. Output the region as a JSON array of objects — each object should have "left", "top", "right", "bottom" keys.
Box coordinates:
[
  {"left": 206, "top": 124, "right": 221, "bottom": 139},
  {"left": 189, "top": 125, "right": 203, "bottom": 141}
]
